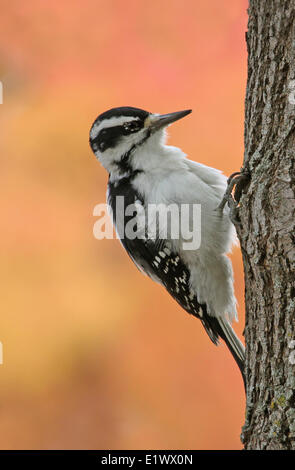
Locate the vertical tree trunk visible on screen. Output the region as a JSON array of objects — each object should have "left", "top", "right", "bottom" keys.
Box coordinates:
[{"left": 238, "top": 0, "right": 295, "bottom": 449}]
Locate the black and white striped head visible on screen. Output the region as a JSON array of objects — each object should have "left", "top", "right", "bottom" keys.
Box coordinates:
[{"left": 89, "top": 106, "right": 191, "bottom": 174}]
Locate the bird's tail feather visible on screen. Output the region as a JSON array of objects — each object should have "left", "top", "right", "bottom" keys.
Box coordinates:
[
  {"left": 217, "top": 317, "right": 245, "bottom": 388},
  {"left": 200, "top": 311, "right": 245, "bottom": 388}
]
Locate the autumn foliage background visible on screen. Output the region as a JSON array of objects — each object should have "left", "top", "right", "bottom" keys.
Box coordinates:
[{"left": 0, "top": 1, "right": 248, "bottom": 449}]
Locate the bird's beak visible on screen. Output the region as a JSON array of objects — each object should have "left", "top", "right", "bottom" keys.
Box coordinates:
[{"left": 148, "top": 109, "right": 192, "bottom": 131}]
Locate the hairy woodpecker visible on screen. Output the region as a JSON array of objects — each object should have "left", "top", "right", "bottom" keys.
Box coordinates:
[{"left": 89, "top": 106, "right": 245, "bottom": 385}]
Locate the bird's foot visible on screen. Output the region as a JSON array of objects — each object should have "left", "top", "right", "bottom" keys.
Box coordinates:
[
  {"left": 227, "top": 192, "right": 241, "bottom": 225},
  {"left": 217, "top": 169, "right": 251, "bottom": 225}
]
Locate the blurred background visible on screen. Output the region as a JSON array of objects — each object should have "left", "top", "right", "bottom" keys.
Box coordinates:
[{"left": 0, "top": 0, "right": 248, "bottom": 449}]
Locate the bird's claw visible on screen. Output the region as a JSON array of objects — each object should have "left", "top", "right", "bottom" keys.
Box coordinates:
[{"left": 217, "top": 169, "right": 251, "bottom": 225}]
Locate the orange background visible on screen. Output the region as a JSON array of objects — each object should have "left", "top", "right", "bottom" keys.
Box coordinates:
[{"left": 0, "top": 1, "right": 248, "bottom": 449}]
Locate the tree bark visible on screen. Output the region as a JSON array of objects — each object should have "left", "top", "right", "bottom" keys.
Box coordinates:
[{"left": 237, "top": 0, "right": 295, "bottom": 450}]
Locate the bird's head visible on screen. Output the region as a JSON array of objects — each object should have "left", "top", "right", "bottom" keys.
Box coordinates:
[{"left": 89, "top": 106, "right": 191, "bottom": 174}]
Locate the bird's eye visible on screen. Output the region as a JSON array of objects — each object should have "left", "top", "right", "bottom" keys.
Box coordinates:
[{"left": 123, "top": 121, "right": 140, "bottom": 133}]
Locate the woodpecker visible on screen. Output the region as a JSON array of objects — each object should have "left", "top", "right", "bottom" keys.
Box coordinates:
[{"left": 89, "top": 106, "right": 245, "bottom": 385}]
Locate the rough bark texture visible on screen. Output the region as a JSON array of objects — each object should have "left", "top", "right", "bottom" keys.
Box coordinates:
[{"left": 237, "top": 0, "right": 295, "bottom": 450}]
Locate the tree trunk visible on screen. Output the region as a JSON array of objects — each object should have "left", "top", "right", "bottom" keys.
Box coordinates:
[{"left": 237, "top": 0, "right": 295, "bottom": 450}]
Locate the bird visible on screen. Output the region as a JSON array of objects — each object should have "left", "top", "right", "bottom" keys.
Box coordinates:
[{"left": 89, "top": 106, "right": 245, "bottom": 386}]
